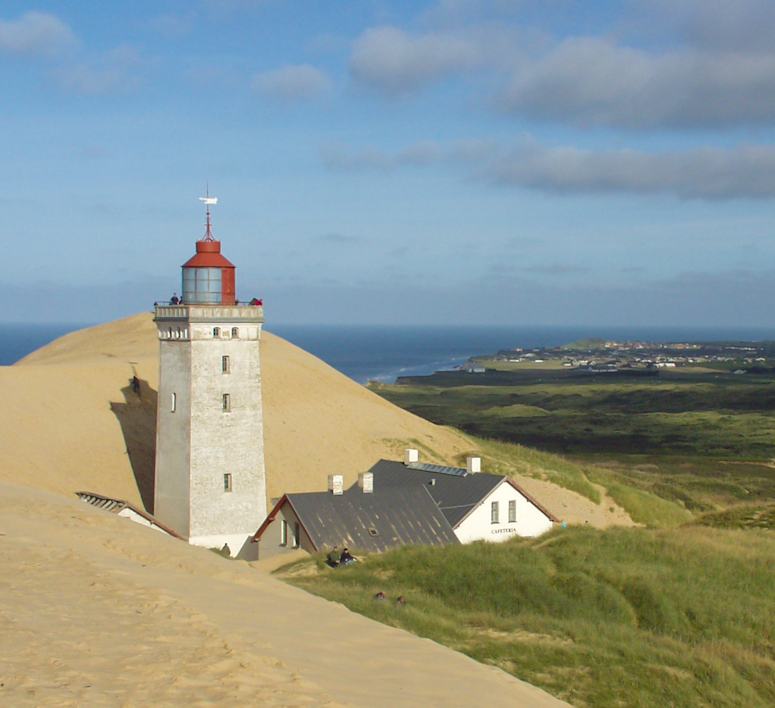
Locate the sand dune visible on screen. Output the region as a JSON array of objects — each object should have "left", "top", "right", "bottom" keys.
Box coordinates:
[
  {"left": 0, "top": 313, "right": 619, "bottom": 705},
  {"left": 9, "top": 312, "right": 472, "bottom": 509},
  {"left": 0, "top": 479, "right": 565, "bottom": 706},
  {"left": 3, "top": 312, "right": 631, "bottom": 528}
]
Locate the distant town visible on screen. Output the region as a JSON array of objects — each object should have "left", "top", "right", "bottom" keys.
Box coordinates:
[{"left": 461, "top": 338, "right": 775, "bottom": 376}]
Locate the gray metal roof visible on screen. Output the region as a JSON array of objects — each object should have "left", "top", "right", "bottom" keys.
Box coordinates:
[
  {"left": 283, "top": 484, "right": 459, "bottom": 553},
  {"left": 367, "top": 460, "right": 505, "bottom": 527}
]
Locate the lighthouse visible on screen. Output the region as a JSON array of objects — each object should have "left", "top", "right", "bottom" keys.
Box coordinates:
[{"left": 153, "top": 196, "right": 266, "bottom": 559}]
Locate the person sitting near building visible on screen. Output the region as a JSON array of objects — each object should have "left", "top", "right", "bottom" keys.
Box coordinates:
[
  {"left": 339, "top": 547, "right": 356, "bottom": 565},
  {"left": 170, "top": 293, "right": 179, "bottom": 304},
  {"left": 326, "top": 546, "right": 340, "bottom": 567},
  {"left": 249, "top": 297, "right": 263, "bottom": 306}
]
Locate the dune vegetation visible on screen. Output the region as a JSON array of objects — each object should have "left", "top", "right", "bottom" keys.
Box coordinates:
[
  {"left": 277, "top": 360, "right": 775, "bottom": 707},
  {"left": 282, "top": 525, "right": 775, "bottom": 708}
]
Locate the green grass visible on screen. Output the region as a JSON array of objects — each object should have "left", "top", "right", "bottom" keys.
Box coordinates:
[
  {"left": 369, "top": 371, "right": 775, "bottom": 520},
  {"left": 475, "top": 438, "right": 603, "bottom": 505},
  {"left": 370, "top": 378, "right": 775, "bottom": 460},
  {"left": 693, "top": 503, "right": 775, "bottom": 530},
  {"left": 285, "top": 527, "right": 775, "bottom": 707},
  {"left": 587, "top": 469, "right": 693, "bottom": 527}
]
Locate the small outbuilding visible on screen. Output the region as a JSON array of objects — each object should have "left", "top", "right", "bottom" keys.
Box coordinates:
[{"left": 76, "top": 491, "right": 183, "bottom": 539}]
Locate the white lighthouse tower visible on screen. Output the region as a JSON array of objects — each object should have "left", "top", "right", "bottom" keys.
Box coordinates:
[{"left": 153, "top": 196, "right": 266, "bottom": 559}]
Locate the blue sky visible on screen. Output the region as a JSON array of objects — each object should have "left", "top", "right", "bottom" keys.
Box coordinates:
[{"left": 2, "top": 0, "right": 775, "bottom": 326}]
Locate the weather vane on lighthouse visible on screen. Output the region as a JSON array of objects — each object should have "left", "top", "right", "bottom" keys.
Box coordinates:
[{"left": 198, "top": 189, "right": 218, "bottom": 242}]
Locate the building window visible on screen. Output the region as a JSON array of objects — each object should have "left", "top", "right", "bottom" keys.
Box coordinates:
[
  {"left": 280, "top": 519, "right": 288, "bottom": 546},
  {"left": 222, "top": 355, "right": 230, "bottom": 374},
  {"left": 292, "top": 522, "right": 300, "bottom": 548},
  {"left": 231, "top": 327, "right": 239, "bottom": 338},
  {"left": 213, "top": 327, "right": 220, "bottom": 337},
  {"left": 491, "top": 501, "right": 499, "bottom": 524},
  {"left": 223, "top": 473, "right": 232, "bottom": 492},
  {"left": 170, "top": 392, "right": 176, "bottom": 412},
  {"left": 222, "top": 393, "right": 231, "bottom": 412},
  {"left": 508, "top": 499, "right": 516, "bottom": 523}
]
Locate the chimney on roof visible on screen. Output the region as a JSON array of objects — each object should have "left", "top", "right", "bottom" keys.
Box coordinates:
[
  {"left": 328, "top": 474, "right": 344, "bottom": 495},
  {"left": 466, "top": 456, "right": 481, "bottom": 474},
  {"left": 358, "top": 472, "right": 374, "bottom": 493},
  {"left": 404, "top": 448, "right": 419, "bottom": 465}
]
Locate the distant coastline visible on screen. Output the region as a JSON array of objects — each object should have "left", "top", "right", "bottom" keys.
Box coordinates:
[{"left": 3, "top": 321, "right": 774, "bottom": 382}]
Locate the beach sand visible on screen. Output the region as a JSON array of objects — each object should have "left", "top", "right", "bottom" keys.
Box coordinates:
[{"left": 0, "top": 480, "right": 566, "bottom": 706}]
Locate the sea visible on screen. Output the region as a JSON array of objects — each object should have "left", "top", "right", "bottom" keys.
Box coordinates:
[{"left": 3, "top": 322, "right": 774, "bottom": 384}]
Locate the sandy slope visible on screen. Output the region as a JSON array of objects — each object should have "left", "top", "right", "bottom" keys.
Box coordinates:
[
  {"left": 7, "top": 312, "right": 472, "bottom": 508},
  {"left": 2, "top": 312, "right": 631, "bottom": 527},
  {"left": 0, "top": 479, "right": 566, "bottom": 707}
]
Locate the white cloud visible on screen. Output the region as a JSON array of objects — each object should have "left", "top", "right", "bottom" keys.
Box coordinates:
[
  {"left": 500, "top": 37, "right": 775, "bottom": 129},
  {"left": 349, "top": 26, "right": 482, "bottom": 94},
  {"left": 647, "top": 0, "right": 775, "bottom": 51},
  {"left": 322, "top": 139, "right": 775, "bottom": 200},
  {"left": 484, "top": 143, "right": 775, "bottom": 199},
  {"left": 252, "top": 64, "right": 331, "bottom": 101},
  {"left": 348, "top": 5, "right": 775, "bottom": 128},
  {"left": 0, "top": 11, "right": 75, "bottom": 56}
]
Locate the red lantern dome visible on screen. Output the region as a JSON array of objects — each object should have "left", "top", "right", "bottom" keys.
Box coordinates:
[{"left": 180, "top": 198, "right": 236, "bottom": 305}]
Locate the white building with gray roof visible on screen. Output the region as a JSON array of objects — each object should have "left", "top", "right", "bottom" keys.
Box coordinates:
[{"left": 253, "top": 450, "right": 557, "bottom": 559}]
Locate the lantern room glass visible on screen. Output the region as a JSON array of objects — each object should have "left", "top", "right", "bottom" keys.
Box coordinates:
[{"left": 182, "top": 267, "right": 222, "bottom": 304}]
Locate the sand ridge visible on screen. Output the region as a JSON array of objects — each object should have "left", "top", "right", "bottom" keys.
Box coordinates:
[
  {"left": 7, "top": 313, "right": 473, "bottom": 508},
  {"left": 0, "top": 480, "right": 566, "bottom": 706}
]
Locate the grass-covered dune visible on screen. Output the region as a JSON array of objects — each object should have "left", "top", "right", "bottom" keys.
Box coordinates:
[{"left": 283, "top": 526, "right": 775, "bottom": 707}]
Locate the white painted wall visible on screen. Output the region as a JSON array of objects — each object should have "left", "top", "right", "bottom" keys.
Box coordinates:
[
  {"left": 256, "top": 504, "right": 314, "bottom": 559},
  {"left": 454, "top": 479, "right": 554, "bottom": 544},
  {"left": 189, "top": 532, "right": 258, "bottom": 560},
  {"left": 117, "top": 507, "right": 174, "bottom": 535},
  {"left": 154, "top": 306, "right": 267, "bottom": 559},
  {"left": 188, "top": 322, "right": 267, "bottom": 542}
]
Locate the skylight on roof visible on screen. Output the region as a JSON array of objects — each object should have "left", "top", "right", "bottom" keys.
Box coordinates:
[{"left": 407, "top": 462, "right": 468, "bottom": 477}]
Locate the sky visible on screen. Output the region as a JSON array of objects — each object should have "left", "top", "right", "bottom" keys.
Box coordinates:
[{"left": 2, "top": 0, "right": 775, "bottom": 326}]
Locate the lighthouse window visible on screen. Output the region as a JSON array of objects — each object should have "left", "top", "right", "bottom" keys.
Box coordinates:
[
  {"left": 231, "top": 327, "right": 239, "bottom": 338},
  {"left": 170, "top": 392, "right": 176, "bottom": 412},
  {"left": 222, "top": 393, "right": 231, "bottom": 412},
  {"left": 183, "top": 267, "right": 221, "bottom": 304},
  {"left": 223, "top": 473, "right": 233, "bottom": 493},
  {"left": 222, "top": 355, "right": 230, "bottom": 374},
  {"left": 213, "top": 327, "right": 220, "bottom": 337}
]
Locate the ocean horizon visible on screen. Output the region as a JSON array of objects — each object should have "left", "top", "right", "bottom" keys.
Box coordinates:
[{"left": 3, "top": 321, "right": 774, "bottom": 384}]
